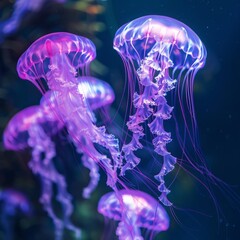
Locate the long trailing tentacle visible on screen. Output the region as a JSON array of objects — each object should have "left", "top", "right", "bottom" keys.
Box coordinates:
[
  {"left": 121, "top": 42, "right": 177, "bottom": 206},
  {"left": 28, "top": 125, "right": 81, "bottom": 239}
]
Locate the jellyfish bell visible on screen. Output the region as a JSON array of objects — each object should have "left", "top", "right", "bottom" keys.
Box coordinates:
[
  {"left": 77, "top": 76, "right": 115, "bottom": 110},
  {"left": 3, "top": 105, "right": 62, "bottom": 151},
  {"left": 114, "top": 15, "right": 206, "bottom": 69},
  {"left": 17, "top": 32, "right": 96, "bottom": 93},
  {"left": 98, "top": 189, "right": 169, "bottom": 240}
]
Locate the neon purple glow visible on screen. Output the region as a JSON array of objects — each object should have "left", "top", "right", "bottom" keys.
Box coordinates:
[
  {"left": 113, "top": 15, "right": 207, "bottom": 206},
  {"left": 17, "top": 32, "right": 96, "bottom": 94},
  {"left": 41, "top": 76, "right": 116, "bottom": 199},
  {"left": 76, "top": 76, "right": 116, "bottom": 198},
  {"left": 98, "top": 190, "right": 169, "bottom": 240},
  {"left": 17, "top": 32, "right": 121, "bottom": 192},
  {"left": 3, "top": 104, "right": 81, "bottom": 240}
]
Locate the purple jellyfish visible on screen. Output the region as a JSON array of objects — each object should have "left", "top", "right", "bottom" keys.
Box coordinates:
[
  {"left": 17, "top": 32, "right": 96, "bottom": 94},
  {"left": 0, "top": 0, "right": 66, "bottom": 41},
  {"left": 17, "top": 32, "right": 121, "bottom": 191},
  {"left": 41, "top": 76, "right": 116, "bottom": 199},
  {"left": 98, "top": 189, "right": 169, "bottom": 240},
  {"left": 0, "top": 189, "right": 31, "bottom": 240},
  {"left": 113, "top": 15, "right": 207, "bottom": 206},
  {"left": 76, "top": 76, "right": 116, "bottom": 198},
  {"left": 3, "top": 104, "right": 81, "bottom": 240}
]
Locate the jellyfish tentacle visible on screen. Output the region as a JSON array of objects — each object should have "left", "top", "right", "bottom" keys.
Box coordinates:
[
  {"left": 53, "top": 89, "right": 120, "bottom": 189},
  {"left": 94, "top": 125, "right": 122, "bottom": 170},
  {"left": 146, "top": 43, "right": 177, "bottom": 206},
  {"left": 40, "top": 178, "right": 64, "bottom": 240},
  {"left": 27, "top": 125, "right": 81, "bottom": 238},
  {"left": 121, "top": 41, "right": 177, "bottom": 205},
  {"left": 75, "top": 135, "right": 117, "bottom": 189},
  {"left": 81, "top": 154, "right": 100, "bottom": 199}
]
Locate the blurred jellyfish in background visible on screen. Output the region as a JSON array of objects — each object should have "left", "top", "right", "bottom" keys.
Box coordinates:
[
  {"left": 3, "top": 104, "right": 81, "bottom": 240},
  {"left": 0, "top": 0, "right": 66, "bottom": 41},
  {"left": 0, "top": 188, "right": 31, "bottom": 240},
  {"left": 17, "top": 32, "right": 121, "bottom": 191},
  {"left": 98, "top": 189, "right": 169, "bottom": 240},
  {"left": 113, "top": 15, "right": 207, "bottom": 206}
]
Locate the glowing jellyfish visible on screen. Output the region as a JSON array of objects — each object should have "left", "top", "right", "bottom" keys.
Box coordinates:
[
  {"left": 41, "top": 76, "right": 116, "bottom": 199},
  {"left": 98, "top": 189, "right": 169, "bottom": 240},
  {"left": 113, "top": 15, "right": 207, "bottom": 206},
  {"left": 17, "top": 32, "right": 96, "bottom": 94},
  {"left": 17, "top": 32, "right": 121, "bottom": 191},
  {"left": 0, "top": 189, "right": 31, "bottom": 240},
  {"left": 0, "top": 0, "right": 66, "bottom": 41},
  {"left": 3, "top": 104, "right": 81, "bottom": 240},
  {"left": 76, "top": 76, "right": 116, "bottom": 198}
]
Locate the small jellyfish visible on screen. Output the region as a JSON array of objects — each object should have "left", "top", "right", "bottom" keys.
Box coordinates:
[
  {"left": 77, "top": 76, "right": 115, "bottom": 112},
  {"left": 17, "top": 32, "right": 121, "bottom": 191},
  {"left": 0, "top": 0, "right": 66, "bottom": 41},
  {"left": 113, "top": 15, "right": 207, "bottom": 206},
  {"left": 98, "top": 189, "right": 169, "bottom": 240},
  {"left": 3, "top": 104, "right": 81, "bottom": 240},
  {"left": 0, "top": 188, "right": 31, "bottom": 240}
]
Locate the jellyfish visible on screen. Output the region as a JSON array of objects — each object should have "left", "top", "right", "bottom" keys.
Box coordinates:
[
  {"left": 76, "top": 76, "right": 116, "bottom": 198},
  {"left": 98, "top": 189, "right": 169, "bottom": 240},
  {"left": 3, "top": 104, "right": 81, "bottom": 240},
  {"left": 113, "top": 15, "right": 207, "bottom": 206},
  {"left": 41, "top": 76, "right": 116, "bottom": 199},
  {"left": 0, "top": 189, "right": 31, "bottom": 240},
  {"left": 0, "top": 0, "right": 66, "bottom": 41},
  {"left": 17, "top": 32, "right": 96, "bottom": 94},
  {"left": 17, "top": 32, "right": 121, "bottom": 191}
]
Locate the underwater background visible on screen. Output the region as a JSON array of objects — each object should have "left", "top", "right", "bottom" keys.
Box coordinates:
[{"left": 0, "top": 0, "right": 239, "bottom": 239}]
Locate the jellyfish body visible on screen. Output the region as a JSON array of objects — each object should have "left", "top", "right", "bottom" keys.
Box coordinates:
[
  {"left": 3, "top": 104, "right": 81, "bottom": 240},
  {"left": 41, "top": 76, "right": 116, "bottom": 199},
  {"left": 98, "top": 189, "right": 169, "bottom": 240},
  {"left": 17, "top": 32, "right": 121, "bottom": 191},
  {"left": 76, "top": 76, "right": 116, "bottom": 198},
  {"left": 113, "top": 15, "right": 207, "bottom": 206},
  {"left": 0, "top": 189, "right": 31, "bottom": 240}
]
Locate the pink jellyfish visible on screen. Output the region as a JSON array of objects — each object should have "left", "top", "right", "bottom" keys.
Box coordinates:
[
  {"left": 3, "top": 104, "right": 81, "bottom": 240},
  {"left": 113, "top": 15, "right": 207, "bottom": 206},
  {"left": 17, "top": 32, "right": 96, "bottom": 94},
  {"left": 17, "top": 32, "right": 121, "bottom": 191},
  {"left": 98, "top": 189, "right": 169, "bottom": 240}
]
